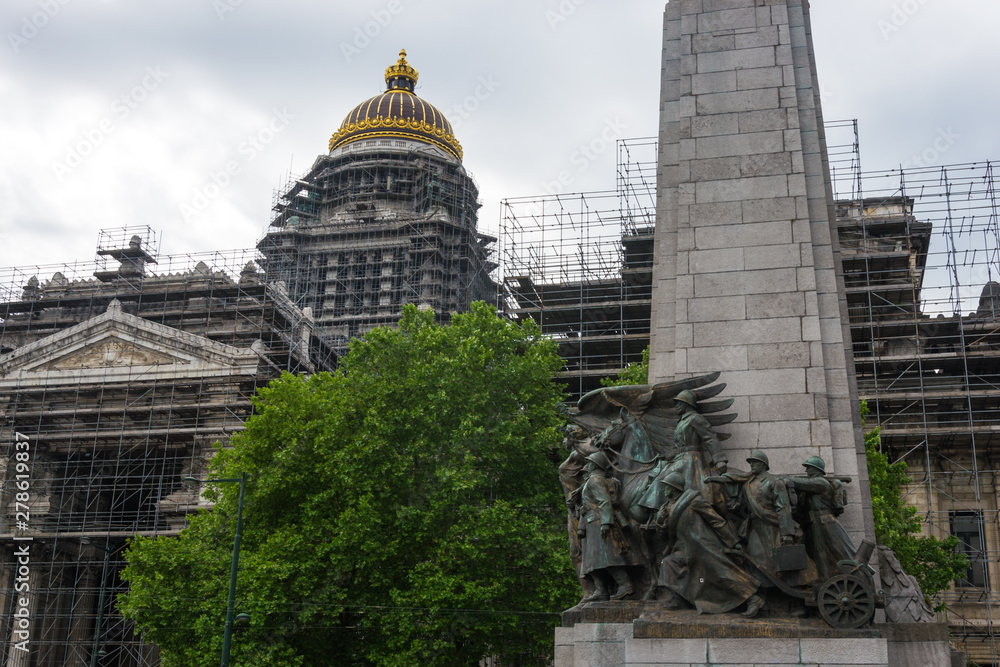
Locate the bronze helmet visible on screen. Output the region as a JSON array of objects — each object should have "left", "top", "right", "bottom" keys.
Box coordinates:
[
  {"left": 585, "top": 450, "right": 613, "bottom": 472},
  {"left": 662, "top": 472, "right": 686, "bottom": 492},
  {"left": 675, "top": 389, "right": 698, "bottom": 408},
  {"left": 746, "top": 450, "right": 770, "bottom": 469},
  {"left": 803, "top": 456, "right": 826, "bottom": 473}
]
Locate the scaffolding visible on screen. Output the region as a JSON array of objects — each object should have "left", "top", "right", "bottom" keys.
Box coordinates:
[
  {"left": 0, "top": 116, "right": 996, "bottom": 663},
  {"left": 831, "top": 160, "right": 1000, "bottom": 666},
  {"left": 0, "top": 229, "right": 335, "bottom": 666},
  {"left": 0, "top": 134, "right": 498, "bottom": 665},
  {"left": 499, "top": 138, "right": 657, "bottom": 400},
  {"left": 825, "top": 118, "right": 864, "bottom": 202},
  {"left": 259, "top": 142, "right": 498, "bottom": 356},
  {"left": 501, "top": 128, "right": 1000, "bottom": 664}
]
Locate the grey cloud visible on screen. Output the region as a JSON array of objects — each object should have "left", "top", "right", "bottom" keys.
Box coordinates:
[{"left": 1, "top": 0, "right": 999, "bottom": 269}]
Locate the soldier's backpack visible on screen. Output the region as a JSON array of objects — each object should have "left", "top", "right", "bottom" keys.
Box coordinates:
[{"left": 828, "top": 477, "right": 848, "bottom": 516}]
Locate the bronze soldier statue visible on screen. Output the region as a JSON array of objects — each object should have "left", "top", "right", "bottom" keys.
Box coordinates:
[
  {"left": 559, "top": 425, "right": 600, "bottom": 597},
  {"left": 577, "top": 451, "right": 638, "bottom": 602},
  {"left": 654, "top": 472, "right": 764, "bottom": 617},
  {"left": 784, "top": 456, "right": 856, "bottom": 580},
  {"left": 668, "top": 389, "right": 729, "bottom": 512},
  {"left": 563, "top": 372, "right": 740, "bottom": 605},
  {"left": 708, "top": 451, "right": 796, "bottom": 575}
]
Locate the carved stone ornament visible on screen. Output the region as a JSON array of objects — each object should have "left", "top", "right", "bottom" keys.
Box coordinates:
[{"left": 38, "top": 337, "right": 178, "bottom": 370}]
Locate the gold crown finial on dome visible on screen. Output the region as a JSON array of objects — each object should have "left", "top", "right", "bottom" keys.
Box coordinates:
[
  {"left": 385, "top": 48, "right": 418, "bottom": 92},
  {"left": 328, "top": 49, "right": 463, "bottom": 160}
]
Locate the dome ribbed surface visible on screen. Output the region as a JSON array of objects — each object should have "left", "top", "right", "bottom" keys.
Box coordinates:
[{"left": 328, "top": 50, "right": 462, "bottom": 161}]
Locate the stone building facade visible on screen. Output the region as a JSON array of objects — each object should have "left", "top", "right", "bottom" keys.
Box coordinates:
[
  {"left": 0, "top": 242, "right": 332, "bottom": 666},
  {"left": 0, "top": 50, "right": 495, "bottom": 666},
  {"left": 839, "top": 196, "right": 1000, "bottom": 664},
  {"left": 258, "top": 50, "right": 497, "bottom": 356}
]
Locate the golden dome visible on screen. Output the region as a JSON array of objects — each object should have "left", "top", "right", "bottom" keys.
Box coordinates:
[{"left": 328, "top": 50, "right": 463, "bottom": 161}]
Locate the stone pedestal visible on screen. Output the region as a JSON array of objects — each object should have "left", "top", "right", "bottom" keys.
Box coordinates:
[
  {"left": 555, "top": 605, "right": 956, "bottom": 667},
  {"left": 556, "top": 626, "right": 888, "bottom": 667}
]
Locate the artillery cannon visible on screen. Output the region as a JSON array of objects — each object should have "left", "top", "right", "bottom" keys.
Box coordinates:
[{"left": 734, "top": 539, "right": 882, "bottom": 629}]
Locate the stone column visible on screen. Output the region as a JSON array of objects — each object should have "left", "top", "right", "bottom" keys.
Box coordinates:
[{"left": 649, "top": 0, "right": 873, "bottom": 544}]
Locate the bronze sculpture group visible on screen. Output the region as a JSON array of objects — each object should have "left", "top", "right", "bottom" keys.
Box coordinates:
[{"left": 560, "top": 373, "right": 885, "bottom": 629}]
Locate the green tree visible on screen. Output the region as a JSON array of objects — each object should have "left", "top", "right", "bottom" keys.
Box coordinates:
[
  {"left": 862, "top": 400, "right": 968, "bottom": 603},
  {"left": 119, "top": 303, "right": 578, "bottom": 666},
  {"left": 601, "top": 346, "right": 649, "bottom": 387}
]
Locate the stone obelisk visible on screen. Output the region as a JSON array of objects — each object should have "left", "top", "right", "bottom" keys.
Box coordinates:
[
  {"left": 554, "top": 4, "right": 961, "bottom": 665},
  {"left": 648, "top": 0, "right": 873, "bottom": 547},
  {"left": 555, "top": 4, "right": 958, "bottom": 665}
]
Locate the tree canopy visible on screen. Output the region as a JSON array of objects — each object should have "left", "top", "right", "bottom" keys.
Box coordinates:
[
  {"left": 600, "top": 346, "right": 649, "bottom": 387},
  {"left": 119, "top": 303, "right": 578, "bottom": 666},
  {"left": 861, "top": 400, "right": 968, "bottom": 603}
]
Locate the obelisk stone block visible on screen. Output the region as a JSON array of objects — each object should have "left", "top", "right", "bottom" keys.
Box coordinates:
[
  {"left": 649, "top": 0, "right": 873, "bottom": 545},
  {"left": 557, "top": 6, "right": 954, "bottom": 665}
]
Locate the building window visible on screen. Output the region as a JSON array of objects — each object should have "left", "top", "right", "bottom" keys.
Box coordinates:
[{"left": 951, "top": 511, "right": 989, "bottom": 589}]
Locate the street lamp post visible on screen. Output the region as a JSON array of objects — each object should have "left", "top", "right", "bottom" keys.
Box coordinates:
[
  {"left": 80, "top": 537, "right": 112, "bottom": 667},
  {"left": 183, "top": 473, "right": 247, "bottom": 667}
]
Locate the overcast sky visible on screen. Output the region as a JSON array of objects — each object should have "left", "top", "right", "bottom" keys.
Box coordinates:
[{"left": 1, "top": 0, "right": 998, "bottom": 273}]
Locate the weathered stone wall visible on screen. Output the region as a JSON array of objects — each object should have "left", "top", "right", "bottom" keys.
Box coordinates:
[{"left": 649, "top": 0, "right": 873, "bottom": 544}]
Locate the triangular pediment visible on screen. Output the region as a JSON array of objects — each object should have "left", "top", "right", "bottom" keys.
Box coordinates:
[
  {"left": 35, "top": 336, "right": 180, "bottom": 370},
  {"left": 0, "top": 299, "right": 261, "bottom": 381}
]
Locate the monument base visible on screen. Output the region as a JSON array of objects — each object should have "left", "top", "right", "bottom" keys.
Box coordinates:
[{"left": 555, "top": 604, "right": 958, "bottom": 667}]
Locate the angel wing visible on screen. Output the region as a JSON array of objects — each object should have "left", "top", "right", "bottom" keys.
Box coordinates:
[{"left": 566, "top": 371, "right": 737, "bottom": 458}]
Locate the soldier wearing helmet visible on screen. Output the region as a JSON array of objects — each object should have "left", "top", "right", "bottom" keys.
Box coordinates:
[
  {"left": 706, "top": 450, "right": 795, "bottom": 579},
  {"left": 670, "top": 388, "right": 729, "bottom": 514},
  {"left": 804, "top": 456, "right": 826, "bottom": 474},
  {"left": 652, "top": 472, "right": 764, "bottom": 617},
  {"left": 744, "top": 451, "right": 796, "bottom": 575},
  {"left": 559, "top": 424, "right": 601, "bottom": 597},
  {"left": 576, "top": 450, "right": 639, "bottom": 602},
  {"left": 674, "top": 391, "right": 727, "bottom": 473},
  {"left": 559, "top": 424, "right": 599, "bottom": 507},
  {"left": 785, "top": 455, "right": 857, "bottom": 580}
]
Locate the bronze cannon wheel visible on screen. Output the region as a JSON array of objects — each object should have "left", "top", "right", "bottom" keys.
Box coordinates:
[{"left": 817, "top": 573, "right": 876, "bottom": 629}]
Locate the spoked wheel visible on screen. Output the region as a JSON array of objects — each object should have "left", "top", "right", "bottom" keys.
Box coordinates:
[{"left": 817, "top": 574, "right": 876, "bottom": 629}]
